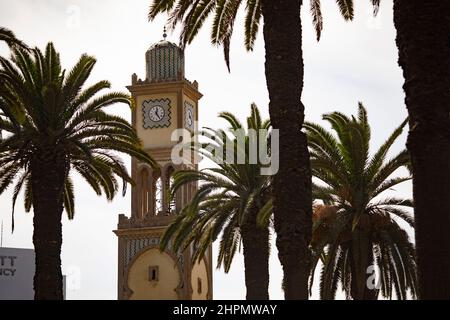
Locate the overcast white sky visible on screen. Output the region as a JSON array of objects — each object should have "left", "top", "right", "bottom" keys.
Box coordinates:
[{"left": 0, "top": 0, "right": 412, "bottom": 300}]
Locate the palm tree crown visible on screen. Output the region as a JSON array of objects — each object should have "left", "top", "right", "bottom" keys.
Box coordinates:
[
  {"left": 305, "top": 103, "right": 417, "bottom": 300},
  {"left": 0, "top": 43, "right": 155, "bottom": 221},
  {"left": 161, "top": 104, "right": 272, "bottom": 299}
]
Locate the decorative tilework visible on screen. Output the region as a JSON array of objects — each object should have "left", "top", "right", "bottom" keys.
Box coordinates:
[
  {"left": 122, "top": 236, "right": 186, "bottom": 284},
  {"left": 123, "top": 237, "right": 161, "bottom": 269}
]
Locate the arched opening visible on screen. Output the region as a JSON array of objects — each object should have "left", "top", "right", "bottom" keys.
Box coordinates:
[
  {"left": 140, "top": 168, "right": 150, "bottom": 218},
  {"left": 154, "top": 175, "right": 163, "bottom": 215},
  {"left": 166, "top": 166, "right": 176, "bottom": 214}
]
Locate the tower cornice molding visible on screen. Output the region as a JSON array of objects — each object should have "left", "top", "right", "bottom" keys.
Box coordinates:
[{"left": 127, "top": 79, "right": 202, "bottom": 101}]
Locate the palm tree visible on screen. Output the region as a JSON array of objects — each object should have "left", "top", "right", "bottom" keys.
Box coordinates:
[
  {"left": 160, "top": 104, "right": 272, "bottom": 299},
  {"left": 0, "top": 27, "right": 28, "bottom": 49},
  {"left": 148, "top": 0, "right": 354, "bottom": 299},
  {"left": 367, "top": 0, "right": 450, "bottom": 299},
  {"left": 305, "top": 102, "right": 417, "bottom": 300},
  {"left": 0, "top": 43, "right": 155, "bottom": 299}
]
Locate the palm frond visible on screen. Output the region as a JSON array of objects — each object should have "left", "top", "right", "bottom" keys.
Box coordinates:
[
  {"left": 310, "top": 0, "right": 323, "bottom": 41},
  {"left": 180, "top": 0, "right": 216, "bottom": 45},
  {"left": 148, "top": 0, "right": 178, "bottom": 20},
  {"left": 335, "top": 0, "right": 354, "bottom": 20},
  {"left": 366, "top": 118, "right": 408, "bottom": 183},
  {"left": 63, "top": 175, "right": 75, "bottom": 219},
  {"left": 0, "top": 27, "right": 29, "bottom": 49},
  {"left": 219, "top": 111, "right": 244, "bottom": 130},
  {"left": 244, "top": 0, "right": 262, "bottom": 50},
  {"left": 371, "top": 0, "right": 381, "bottom": 16}
]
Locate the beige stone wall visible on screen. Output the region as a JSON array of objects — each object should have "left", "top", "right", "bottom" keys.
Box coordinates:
[
  {"left": 127, "top": 248, "right": 180, "bottom": 300},
  {"left": 190, "top": 259, "right": 208, "bottom": 300}
]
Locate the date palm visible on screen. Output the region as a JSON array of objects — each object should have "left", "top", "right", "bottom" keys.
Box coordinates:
[
  {"left": 160, "top": 104, "right": 272, "bottom": 299},
  {"left": 0, "top": 43, "right": 155, "bottom": 299},
  {"left": 368, "top": 0, "right": 450, "bottom": 299},
  {"left": 149, "top": 0, "right": 353, "bottom": 299},
  {"left": 305, "top": 103, "right": 417, "bottom": 300}
]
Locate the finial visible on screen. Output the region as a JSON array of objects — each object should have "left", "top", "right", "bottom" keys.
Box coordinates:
[{"left": 163, "top": 26, "right": 167, "bottom": 40}]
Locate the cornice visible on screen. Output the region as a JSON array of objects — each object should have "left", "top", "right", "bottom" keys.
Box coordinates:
[{"left": 127, "top": 80, "right": 203, "bottom": 101}]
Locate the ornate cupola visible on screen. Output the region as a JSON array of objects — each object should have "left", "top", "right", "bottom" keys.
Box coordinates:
[{"left": 145, "top": 39, "right": 184, "bottom": 82}]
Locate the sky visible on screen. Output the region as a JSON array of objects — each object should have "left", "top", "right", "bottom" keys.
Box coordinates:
[{"left": 0, "top": 0, "right": 412, "bottom": 300}]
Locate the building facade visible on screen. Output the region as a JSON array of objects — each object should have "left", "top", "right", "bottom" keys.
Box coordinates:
[{"left": 114, "top": 37, "right": 212, "bottom": 300}]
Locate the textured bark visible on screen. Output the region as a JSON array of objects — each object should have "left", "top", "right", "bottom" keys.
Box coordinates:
[
  {"left": 241, "top": 206, "right": 270, "bottom": 300},
  {"left": 261, "top": 0, "right": 312, "bottom": 299},
  {"left": 349, "top": 230, "right": 377, "bottom": 300},
  {"left": 31, "top": 147, "right": 67, "bottom": 300},
  {"left": 393, "top": 1, "right": 450, "bottom": 299}
]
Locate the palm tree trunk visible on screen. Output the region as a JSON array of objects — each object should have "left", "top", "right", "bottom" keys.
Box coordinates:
[
  {"left": 261, "top": 0, "right": 312, "bottom": 299},
  {"left": 241, "top": 206, "right": 270, "bottom": 300},
  {"left": 31, "top": 148, "right": 67, "bottom": 300},
  {"left": 349, "top": 230, "right": 378, "bottom": 300},
  {"left": 393, "top": 0, "right": 450, "bottom": 299}
]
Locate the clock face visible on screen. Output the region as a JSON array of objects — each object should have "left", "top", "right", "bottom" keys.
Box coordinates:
[
  {"left": 142, "top": 98, "right": 171, "bottom": 129},
  {"left": 184, "top": 102, "right": 195, "bottom": 130},
  {"left": 186, "top": 109, "right": 193, "bottom": 127},
  {"left": 149, "top": 105, "right": 165, "bottom": 122}
]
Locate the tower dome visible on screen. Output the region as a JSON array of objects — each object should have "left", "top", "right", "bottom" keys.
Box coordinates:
[{"left": 145, "top": 40, "right": 185, "bottom": 82}]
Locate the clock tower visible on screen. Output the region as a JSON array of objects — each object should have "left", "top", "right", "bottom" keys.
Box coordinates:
[{"left": 114, "top": 35, "right": 212, "bottom": 300}]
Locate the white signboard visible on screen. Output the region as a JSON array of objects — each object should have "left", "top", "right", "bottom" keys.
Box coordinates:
[{"left": 0, "top": 247, "right": 35, "bottom": 300}]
